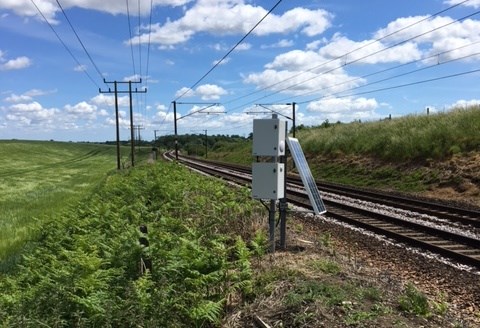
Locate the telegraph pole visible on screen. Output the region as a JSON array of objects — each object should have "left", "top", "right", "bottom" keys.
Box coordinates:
[
  {"left": 133, "top": 125, "right": 144, "bottom": 145},
  {"left": 99, "top": 79, "right": 146, "bottom": 168}
]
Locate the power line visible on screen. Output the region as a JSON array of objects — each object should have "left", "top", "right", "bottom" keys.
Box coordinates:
[
  {"left": 299, "top": 68, "right": 480, "bottom": 105},
  {"left": 226, "top": 7, "right": 480, "bottom": 112},
  {"left": 273, "top": 40, "right": 480, "bottom": 104},
  {"left": 126, "top": 0, "right": 137, "bottom": 79},
  {"left": 55, "top": 0, "right": 105, "bottom": 82},
  {"left": 222, "top": 0, "right": 476, "bottom": 109},
  {"left": 143, "top": 0, "right": 154, "bottom": 128},
  {"left": 174, "top": 0, "right": 284, "bottom": 101},
  {"left": 29, "top": 0, "right": 100, "bottom": 88}
]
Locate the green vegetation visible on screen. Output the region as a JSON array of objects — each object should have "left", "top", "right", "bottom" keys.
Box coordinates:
[
  {"left": 0, "top": 161, "right": 262, "bottom": 327},
  {"left": 0, "top": 141, "right": 118, "bottom": 264},
  {"left": 299, "top": 106, "right": 480, "bottom": 162},
  {"left": 206, "top": 106, "right": 480, "bottom": 194},
  {"left": 398, "top": 283, "right": 432, "bottom": 317},
  {"left": 0, "top": 139, "right": 468, "bottom": 327}
]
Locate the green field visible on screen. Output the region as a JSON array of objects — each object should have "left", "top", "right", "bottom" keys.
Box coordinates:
[{"left": 0, "top": 140, "right": 118, "bottom": 264}]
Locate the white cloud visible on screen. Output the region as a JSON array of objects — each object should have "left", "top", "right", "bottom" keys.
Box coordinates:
[
  {"left": 0, "top": 0, "right": 192, "bottom": 24},
  {"left": 174, "top": 87, "right": 195, "bottom": 99},
  {"left": 6, "top": 101, "right": 59, "bottom": 127},
  {"left": 306, "top": 97, "right": 379, "bottom": 123},
  {"left": 4, "top": 93, "right": 33, "bottom": 103},
  {"left": 156, "top": 104, "right": 168, "bottom": 111},
  {"left": 261, "top": 39, "right": 294, "bottom": 49},
  {"left": 374, "top": 15, "right": 480, "bottom": 63},
  {"left": 74, "top": 64, "right": 87, "bottom": 72},
  {"left": 449, "top": 99, "right": 480, "bottom": 108},
  {"left": 174, "top": 84, "right": 227, "bottom": 100},
  {"left": 444, "top": 0, "right": 480, "bottom": 9},
  {"left": 212, "top": 57, "right": 231, "bottom": 66},
  {"left": 65, "top": 101, "right": 97, "bottom": 120},
  {"left": 0, "top": 56, "right": 31, "bottom": 70},
  {"left": 90, "top": 93, "right": 130, "bottom": 107},
  {"left": 132, "top": 1, "right": 333, "bottom": 46}
]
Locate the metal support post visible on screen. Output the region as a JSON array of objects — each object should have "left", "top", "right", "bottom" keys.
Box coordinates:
[
  {"left": 269, "top": 199, "right": 276, "bottom": 253},
  {"left": 279, "top": 121, "right": 288, "bottom": 249},
  {"left": 173, "top": 101, "right": 178, "bottom": 160}
]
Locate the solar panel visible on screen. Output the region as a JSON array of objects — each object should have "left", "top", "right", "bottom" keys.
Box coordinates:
[{"left": 286, "top": 137, "right": 327, "bottom": 215}]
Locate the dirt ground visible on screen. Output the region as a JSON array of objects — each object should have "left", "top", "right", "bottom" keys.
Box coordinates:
[
  {"left": 421, "top": 151, "right": 480, "bottom": 208},
  {"left": 224, "top": 213, "right": 480, "bottom": 327}
]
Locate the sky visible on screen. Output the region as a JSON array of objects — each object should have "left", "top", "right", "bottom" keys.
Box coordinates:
[{"left": 1, "top": 0, "right": 480, "bottom": 142}]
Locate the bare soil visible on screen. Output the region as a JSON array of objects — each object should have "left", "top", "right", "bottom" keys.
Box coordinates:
[
  {"left": 421, "top": 152, "right": 480, "bottom": 208},
  {"left": 225, "top": 151, "right": 480, "bottom": 327},
  {"left": 224, "top": 214, "right": 480, "bottom": 327}
]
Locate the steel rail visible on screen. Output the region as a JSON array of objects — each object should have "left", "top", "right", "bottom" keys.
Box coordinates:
[{"left": 166, "top": 152, "right": 480, "bottom": 268}]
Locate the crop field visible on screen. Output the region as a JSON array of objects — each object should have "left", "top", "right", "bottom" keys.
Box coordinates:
[{"left": 0, "top": 140, "right": 118, "bottom": 264}]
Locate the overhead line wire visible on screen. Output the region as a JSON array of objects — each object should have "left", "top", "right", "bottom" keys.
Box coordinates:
[
  {"left": 226, "top": 7, "right": 480, "bottom": 112},
  {"left": 222, "top": 0, "right": 474, "bottom": 109},
  {"left": 29, "top": 0, "right": 100, "bottom": 88},
  {"left": 299, "top": 52, "right": 480, "bottom": 105},
  {"left": 310, "top": 68, "right": 480, "bottom": 102},
  {"left": 173, "top": 0, "right": 284, "bottom": 101},
  {"left": 273, "top": 40, "right": 480, "bottom": 104}
]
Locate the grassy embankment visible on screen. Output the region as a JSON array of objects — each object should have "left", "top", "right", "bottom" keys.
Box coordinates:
[
  {"left": 1, "top": 159, "right": 468, "bottom": 327},
  {"left": 209, "top": 107, "right": 480, "bottom": 195},
  {"left": 0, "top": 140, "right": 120, "bottom": 265}
]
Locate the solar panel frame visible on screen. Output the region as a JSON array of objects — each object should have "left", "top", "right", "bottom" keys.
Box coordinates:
[{"left": 286, "top": 137, "right": 327, "bottom": 215}]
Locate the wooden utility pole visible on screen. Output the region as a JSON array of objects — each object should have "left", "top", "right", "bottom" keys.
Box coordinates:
[{"left": 99, "top": 79, "right": 146, "bottom": 168}]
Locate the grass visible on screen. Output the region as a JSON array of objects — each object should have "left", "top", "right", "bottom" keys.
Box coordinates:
[
  {"left": 0, "top": 140, "right": 120, "bottom": 265},
  {"left": 207, "top": 106, "right": 479, "bottom": 194},
  {"left": 299, "top": 106, "right": 480, "bottom": 162}
]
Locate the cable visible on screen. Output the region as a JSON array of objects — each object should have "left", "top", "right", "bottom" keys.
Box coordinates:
[
  {"left": 226, "top": 8, "right": 480, "bottom": 112},
  {"left": 29, "top": 0, "right": 100, "bottom": 88},
  {"left": 174, "top": 0, "right": 284, "bottom": 101},
  {"left": 55, "top": 0, "right": 105, "bottom": 83},
  {"left": 302, "top": 68, "right": 480, "bottom": 104},
  {"left": 126, "top": 0, "right": 137, "bottom": 79},
  {"left": 143, "top": 0, "right": 154, "bottom": 128},
  {"left": 222, "top": 0, "right": 475, "bottom": 108},
  {"left": 274, "top": 40, "right": 480, "bottom": 103}
]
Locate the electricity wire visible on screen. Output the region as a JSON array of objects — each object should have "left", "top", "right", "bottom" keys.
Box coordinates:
[
  {"left": 222, "top": 0, "right": 475, "bottom": 108},
  {"left": 273, "top": 40, "right": 480, "bottom": 104},
  {"left": 126, "top": 0, "right": 137, "bottom": 79},
  {"left": 29, "top": 0, "right": 100, "bottom": 88},
  {"left": 174, "top": 0, "right": 284, "bottom": 101},
  {"left": 55, "top": 0, "right": 105, "bottom": 83},
  {"left": 312, "top": 68, "right": 480, "bottom": 102},
  {"left": 226, "top": 8, "right": 480, "bottom": 112}
]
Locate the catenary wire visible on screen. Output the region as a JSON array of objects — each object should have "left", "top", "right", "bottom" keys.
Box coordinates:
[
  {"left": 226, "top": 8, "right": 480, "bottom": 112},
  {"left": 272, "top": 40, "right": 480, "bottom": 104},
  {"left": 222, "top": 0, "right": 474, "bottom": 108},
  {"left": 299, "top": 68, "right": 480, "bottom": 105}
]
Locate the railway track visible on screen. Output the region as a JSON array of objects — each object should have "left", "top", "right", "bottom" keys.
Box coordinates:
[{"left": 165, "top": 152, "right": 480, "bottom": 269}]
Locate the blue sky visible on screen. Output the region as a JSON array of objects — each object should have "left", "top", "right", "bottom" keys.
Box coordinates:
[{"left": 1, "top": 0, "right": 480, "bottom": 142}]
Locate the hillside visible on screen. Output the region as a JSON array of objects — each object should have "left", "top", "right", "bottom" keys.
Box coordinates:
[
  {"left": 1, "top": 160, "right": 478, "bottom": 327},
  {"left": 0, "top": 141, "right": 118, "bottom": 265},
  {"left": 208, "top": 106, "right": 480, "bottom": 208}
]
